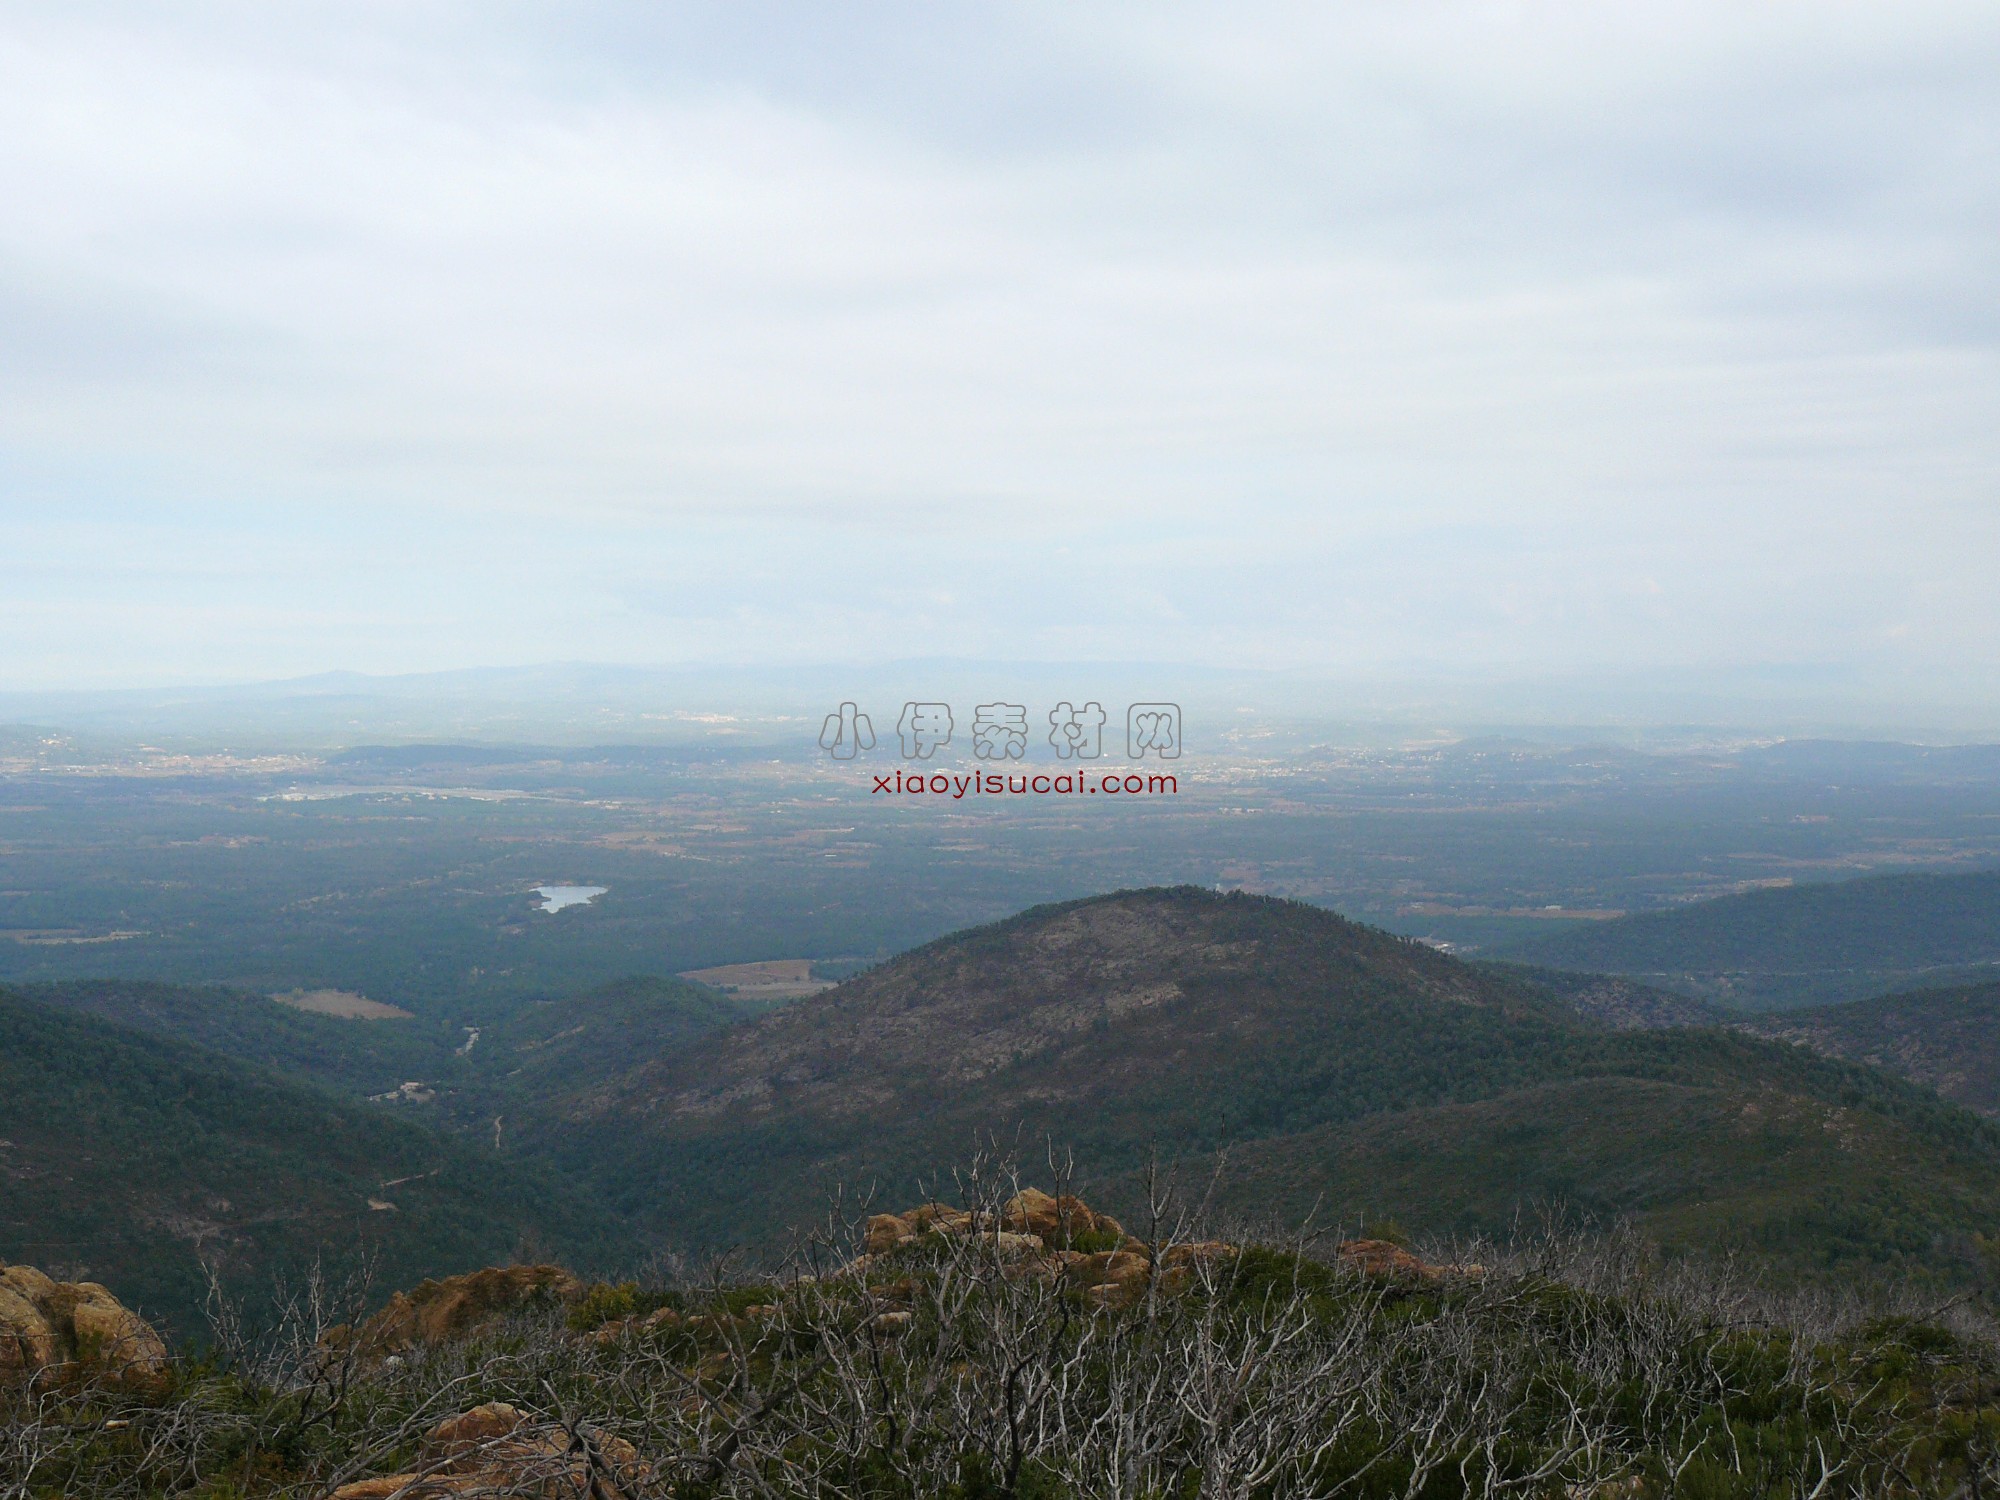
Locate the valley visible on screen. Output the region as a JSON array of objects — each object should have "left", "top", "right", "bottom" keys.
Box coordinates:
[{"left": 5, "top": 729, "right": 2000, "bottom": 1343}]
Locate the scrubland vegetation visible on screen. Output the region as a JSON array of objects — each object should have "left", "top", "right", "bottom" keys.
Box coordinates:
[{"left": 7, "top": 1160, "right": 2000, "bottom": 1499}]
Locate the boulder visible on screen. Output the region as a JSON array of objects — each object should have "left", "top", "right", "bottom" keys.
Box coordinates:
[
  {"left": 590, "top": 1308, "right": 682, "bottom": 1348},
  {"left": 864, "top": 1202, "right": 979, "bottom": 1253},
  {"left": 329, "top": 1401, "right": 643, "bottom": 1499},
  {"left": 866, "top": 1189, "right": 1127, "bottom": 1257},
  {"left": 0, "top": 1267, "right": 63, "bottom": 1374},
  {"left": 0, "top": 1263, "right": 169, "bottom": 1390},
  {"left": 1159, "top": 1241, "right": 1237, "bottom": 1273},
  {"left": 1000, "top": 1189, "right": 1126, "bottom": 1246},
  {"left": 863, "top": 1213, "right": 912, "bottom": 1254},
  {"left": 1336, "top": 1239, "right": 1442, "bottom": 1280},
  {"left": 353, "top": 1265, "right": 586, "bottom": 1357},
  {"left": 1063, "top": 1249, "right": 1153, "bottom": 1307},
  {"left": 983, "top": 1230, "right": 1047, "bottom": 1258}
]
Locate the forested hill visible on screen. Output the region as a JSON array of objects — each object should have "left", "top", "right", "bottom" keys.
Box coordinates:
[
  {"left": 1502, "top": 867, "right": 2000, "bottom": 1009},
  {"left": 1743, "top": 979, "right": 2000, "bottom": 1118},
  {"left": 538, "top": 886, "right": 2000, "bottom": 1281},
  {"left": 12, "top": 974, "right": 755, "bottom": 1107},
  {"left": 8, "top": 979, "right": 462, "bottom": 1096},
  {"left": 0, "top": 987, "right": 639, "bottom": 1336}
]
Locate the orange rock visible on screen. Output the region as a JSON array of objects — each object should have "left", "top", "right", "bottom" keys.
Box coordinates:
[
  {"left": 999, "top": 1188, "right": 1064, "bottom": 1238},
  {"left": 423, "top": 1401, "right": 529, "bottom": 1468},
  {"left": 908, "top": 1203, "right": 978, "bottom": 1238},
  {"left": 0, "top": 1263, "right": 169, "bottom": 1390},
  {"left": 1001, "top": 1190, "right": 1126, "bottom": 1245},
  {"left": 1062, "top": 1248, "right": 1153, "bottom": 1307},
  {"left": 1159, "top": 1241, "right": 1237, "bottom": 1273},
  {"left": 0, "top": 1266, "right": 64, "bottom": 1375},
  {"left": 353, "top": 1265, "right": 586, "bottom": 1356},
  {"left": 1336, "top": 1239, "right": 1437, "bottom": 1279},
  {"left": 864, "top": 1201, "right": 979, "bottom": 1253},
  {"left": 863, "top": 1213, "right": 913, "bottom": 1253}
]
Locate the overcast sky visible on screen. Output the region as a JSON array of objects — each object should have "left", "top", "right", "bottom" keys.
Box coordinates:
[{"left": 1, "top": 2, "right": 1996, "bottom": 705}]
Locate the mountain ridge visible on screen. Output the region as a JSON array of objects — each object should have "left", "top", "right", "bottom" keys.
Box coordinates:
[
  {"left": 527, "top": 886, "right": 2000, "bottom": 1278},
  {"left": 1502, "top": 867, "right": 2000, "bottom": 1009}
]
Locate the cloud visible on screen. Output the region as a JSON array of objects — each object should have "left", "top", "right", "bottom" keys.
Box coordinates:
[{"left": 0, "top": 1, "right": 1994, "bottom": 701}]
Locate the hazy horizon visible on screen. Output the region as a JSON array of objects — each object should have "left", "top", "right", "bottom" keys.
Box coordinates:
[{"left": 6, "top": 655, "right": 2000, "bottom": 748}]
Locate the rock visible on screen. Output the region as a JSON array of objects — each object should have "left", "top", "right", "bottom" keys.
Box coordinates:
[
  {"left": 983, "top": 1230, "right": 1047, "bottom": 1258},
  {"left": 0, "top": 1267, "right": 63, "bottom": 1374},
  {"left": 1159, "top": 1241, "right": 1237, "bottom": 1273},
  {"left": 908, "top": 1203, "right": 976, "bottom": 1235},
  {"left": 864, "top": 1202, "right": 982, "bottom": 1253},
  {"left": 0, "top": 1263, "right": 169, "bottom": 1389},
  {"left": 425, "top": 1401, "right": 531, "bottom": 1461},
  {"left": 66, "top": 1286, "right": 169, "bottom": 1377},
  {"left": 353, "top": 1265, "right": 586, "bottom": 1356},
  {"left": 1064, "top": 1249, "right": 1153, "bottom": 1307},
  {"left": 864, "top": 1213, "right": 912, "bottom": 1254},
  {"left": 329, "top": 1401, "right": 644, "bottom": 1500},
  {"left": 1001, "top": 1189, "right": 1126, "bottom": 1246},
  {"left": 1337, "top": 1239, "right": 1442, "bottom": 1279}
]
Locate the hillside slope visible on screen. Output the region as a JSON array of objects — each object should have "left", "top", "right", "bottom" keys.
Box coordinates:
[
  {"left": 11, "top": 974, "right": 752, "bottom": 1128},
  {"left": 1474, "top": 963, "right": 1728, "bottom": 1029},
  {"left": 536, "top": 887, "right": 2000, "bottom": 1277},
  {"left": 0, "top": 988, "right": 640, "bottom": 1336},
  {"left": 1214, "top": 1057, "right": 2000, "bottom": 1278},
  {"left": 10, "top": 979, "right": 460, "bottom": 1095},
  {"left": 475, "top": 974, "right": 753, "bottom": 1098},
  {"left": 1503, "top": 868, "right": 2000, "bottom": 1009},
  {"left": 1741, "top": 979, "right": 2000, "bottom": 1118}
]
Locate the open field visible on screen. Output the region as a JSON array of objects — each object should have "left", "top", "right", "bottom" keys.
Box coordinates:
[
  {"left": 271, "top": 987, "right": 414, "bottom": 1019},
  {"left": 677, "top": 958, "right": 834, "bottom": 998}
]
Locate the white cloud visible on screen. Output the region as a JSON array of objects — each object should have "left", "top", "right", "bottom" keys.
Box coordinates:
[{"left": 0, "top": 0, "right": 1994, "bottom": 703}]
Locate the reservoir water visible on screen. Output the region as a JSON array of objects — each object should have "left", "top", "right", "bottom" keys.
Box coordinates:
[{"left": 534, "top": 884, "right": 606, "bottom": 913}]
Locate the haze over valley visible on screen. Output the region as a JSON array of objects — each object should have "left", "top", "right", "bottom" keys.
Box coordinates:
[{"left": 6, "top": 2, "right": 2000, "bottom": 1491}]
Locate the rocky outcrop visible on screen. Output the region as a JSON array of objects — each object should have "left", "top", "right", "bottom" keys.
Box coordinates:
[
  {"left": 1060, "top": 1248, "right": 1153, "bottom": 1307},
  {"left": 329, "top": 1401, "right": 643, "bottom": 1499},
  {"left": 864, "top": 1189, "right": 1135, "bottom": 1257},
  {"left": 589, "top": 1305, "right": 682, "bottom": 1347},
  {"left": 853, "top": 1189, "right": 1472, "bottom": 1307},
  {"left": 350, "top": 1265, "right": 586, "bottom": 1357},
  {"left": 1335, "top": 1239, "right": 1472, "bottom": 1281},
  {"left": 997, "top": 1188, "right": 1129, "bottom": 1246},
  {"left": 0, "top": 1263, "right": 169, "bottom": 1389}
]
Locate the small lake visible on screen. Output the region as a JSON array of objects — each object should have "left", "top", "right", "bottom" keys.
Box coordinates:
[{"left": 534, "top": 885, "right": 606, "bottom": 914}]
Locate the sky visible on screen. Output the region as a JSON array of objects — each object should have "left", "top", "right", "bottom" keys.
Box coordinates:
[{"left": 1, "top": 1, "right": 1996, "bottom": 713}]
